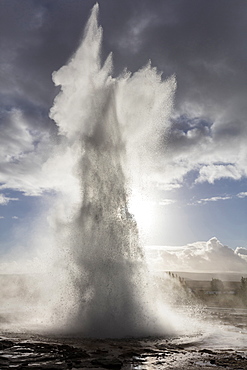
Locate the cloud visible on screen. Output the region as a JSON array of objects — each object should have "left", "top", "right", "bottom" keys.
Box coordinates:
[
  {"left": 162, "top": 114, "right": 247, "bottom": 187},
  {"left": 192, "top": 191, "right": 247, "bottom": 205},
  {"left": 159, "top": 199, "right": 176, "bottom": 206},
  {"left": 196, "top": 165, "right": 245, "bottom": 184},
  {"left": 0, "top": 107, "right": 80, "bottom": 198},
  {"left": 237, "top": 192, "right": 247, "bottom": 199},
  {"left": 235, "top": 247, "right": 247, "bottom": 263},
  {"left": 120, "top": 1, "right": 247, "bottom": 188},
  {"left": 235, "top": 247, "right": 247, "bottom": 256},
  {"left": 196, "top": 195, "right": 231, "bottom": 205},
  {"left": 145, "top": 237, "right": 247, "bottom": 272},
  {"left": 0, "top": 108, "right": 52, "bottom": 196},
  {"left": 0, "top": 193, "right": 18, "bottom": 205}
]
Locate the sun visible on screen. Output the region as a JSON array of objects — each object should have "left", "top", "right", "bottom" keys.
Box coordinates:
[{"left": 128, "top": 190, "right": 156, "bottom": 238}]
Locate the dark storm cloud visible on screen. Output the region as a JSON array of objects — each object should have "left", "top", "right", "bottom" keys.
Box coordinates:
[
  {"left": 125, "top": 0, "right": 247, "bottom": 186},
  {"left": 1, "top": 0, "right": 247, "bottom": 193},
  {"left": 0, "top": 0, "right": 95, "bottom": 107},
  {"left": 97, "top": 0, "right": 247, "bottom": 186}
]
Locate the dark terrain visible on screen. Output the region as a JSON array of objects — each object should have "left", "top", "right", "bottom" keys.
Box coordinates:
[{"left": 0, "top": 309, "right": 246, "bottom": 370}]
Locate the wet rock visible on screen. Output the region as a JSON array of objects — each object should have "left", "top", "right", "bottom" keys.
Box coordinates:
[
  {"left": 0, "top": 339, "right": 14, "bottom": 350},
  {"left": 0, "top": 338, "right": 92, "bottom": 370},
  {"left": 0, "top": 335, "right": 246, "bottom": 369},
  {"left": 199, "top": 348, "right": 215, "bottom": 354},
  {"left": 91, "top": 357, "right": 123, "bottom": 369},
  {"left": 119, "top": 351, "right": 141, "bottom": 358},
  {"left": 90, "top": 349, "right": 109, "bottom": 355}
]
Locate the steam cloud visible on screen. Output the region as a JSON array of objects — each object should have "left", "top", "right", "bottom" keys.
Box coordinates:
[{"left": 0, "top": 4, "right": 177, "bottom": 338}]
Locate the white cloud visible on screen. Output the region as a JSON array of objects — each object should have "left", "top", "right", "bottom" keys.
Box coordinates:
[
  {"left": 160, "top": 100, "right": 247, "bottom": 189},
  {"left": 196, "top": 164, "right": 244, "bottom": 184},
  {"left": 0, "top": 193, "right": 18, "bottom": 205},
  {"left": 0, "top": 108, "right": 55, "bottom": 196},
  {"left": 235, "top": 247, "right": 247, "bottom": 256},
  {"left": 235, "top": 247, "right": 247, "bottom": 263},
  {"left": 0, "top": 107, "right": 82, "bottom": 205},
  {"left": 197, "top": 195, "right": 231, "bottom": 204},
  {"left": 145, "top": 237, "right": 247, "bottom": 272},
  {"left": 159, "top": 199, "right": 176, "bottom": 206},
  {"left": 156, "top": 183, "right": 181, "bottom": 191},
  {"left": 193, "top": 191, "right": 247, "bottom": 205},
  {"left": 0, "top": 109, "right": 35, "bottom": 163},
  {"left": 237, "top": 192, "right": 247, "bottom": 199}
]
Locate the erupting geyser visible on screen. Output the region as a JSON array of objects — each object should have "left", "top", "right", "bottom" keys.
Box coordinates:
[{"left": 47, "top": 4, "right": 176, "bottom": 338}]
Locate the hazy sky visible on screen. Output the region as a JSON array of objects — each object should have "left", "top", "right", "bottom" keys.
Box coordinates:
[{"left": 0, "top": 0, "right": 247, "bottom": 253}]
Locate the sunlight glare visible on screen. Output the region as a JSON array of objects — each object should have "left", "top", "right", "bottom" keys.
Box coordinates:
[{"left": 128, "top": 190, "right": 156, "bottom": 238}]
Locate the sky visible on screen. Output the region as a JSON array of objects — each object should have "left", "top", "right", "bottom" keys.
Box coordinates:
[{"left": 0, "top": 0, "right": 247, "bottom": 262}]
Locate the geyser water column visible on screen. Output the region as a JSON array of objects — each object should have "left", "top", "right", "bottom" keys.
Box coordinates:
[{"left": 49, "top": 4, "right": 176, "bottom": 337}]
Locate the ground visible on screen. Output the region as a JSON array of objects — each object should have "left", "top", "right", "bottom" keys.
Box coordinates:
[
  {"left": 0, "top": 322, "right": 246, "bottom": 370},
  {"left": 1, "top": 272, "right": 247, "bottom": 369}
]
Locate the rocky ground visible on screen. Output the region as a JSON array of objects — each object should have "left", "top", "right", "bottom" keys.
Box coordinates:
[
  {"left": 0, "top": 334, "right": 246, "bottom": 370},
  {"left": 0, "top": 307, "right": 246, "bottom": 369}
]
